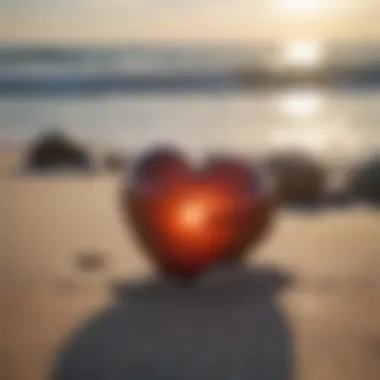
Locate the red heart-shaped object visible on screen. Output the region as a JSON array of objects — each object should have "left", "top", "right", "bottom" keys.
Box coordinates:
[{"left": 121, "top": 146, "right": 275, "bottom": 278}]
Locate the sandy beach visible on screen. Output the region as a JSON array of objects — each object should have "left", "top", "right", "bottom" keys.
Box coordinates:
[{"left": 1, "top": 147, "right": 380, "bottom": 380}]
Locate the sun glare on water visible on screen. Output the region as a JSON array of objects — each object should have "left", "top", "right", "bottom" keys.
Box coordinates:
[
  {"left": 278, "top": 90, "right": 324, "bottom": 117},
  {"left": 282, "top": 41, "right": 324, "bottom": 68}
]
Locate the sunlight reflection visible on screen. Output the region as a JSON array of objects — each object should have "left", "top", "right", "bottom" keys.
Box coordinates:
[
  {"left": 278, "top": 90, "right": 325, "bottom": 117},
  {"left": 282, "top": 42, "right": 324, "bottom": 68}
]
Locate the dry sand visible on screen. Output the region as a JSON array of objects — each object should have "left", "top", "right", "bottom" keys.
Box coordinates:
[{"left": 1, "top": 148, "right": 380, "bottom": 380}]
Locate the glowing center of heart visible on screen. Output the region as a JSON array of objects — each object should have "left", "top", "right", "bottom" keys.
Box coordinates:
[{"left": 178, "top": 199, "right": 207, "bottom": 230}]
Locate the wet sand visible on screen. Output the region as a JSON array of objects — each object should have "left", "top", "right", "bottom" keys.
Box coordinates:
[{"left": 1, "top": 150, "right": 380, "bottom": 380}]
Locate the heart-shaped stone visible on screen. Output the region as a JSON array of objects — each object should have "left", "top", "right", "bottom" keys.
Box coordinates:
[{"left": 121, "top": 146, "right": 275, "bottom": 278}]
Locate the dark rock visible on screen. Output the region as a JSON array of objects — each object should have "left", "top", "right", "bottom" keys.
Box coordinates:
[
  {"left": 264, "top": 151, "right": 327, "bottom": 206},
  {"left": 322, "top": 187, "right": 353, "bottom": 207},
  {"left": 25, "top": 129, "right": 92, "bottom": 173},
  {"left": 349, "top": 155, "right": 380, "bottom": 205}
]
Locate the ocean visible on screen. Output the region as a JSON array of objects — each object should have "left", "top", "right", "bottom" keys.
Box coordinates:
[{"left": 0, "top": 45, "right": 380, "bottom": 160}]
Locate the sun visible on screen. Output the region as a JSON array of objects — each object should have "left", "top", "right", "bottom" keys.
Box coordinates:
[{"left": 279, "top": 0, "right": 323, "bottom": 13}]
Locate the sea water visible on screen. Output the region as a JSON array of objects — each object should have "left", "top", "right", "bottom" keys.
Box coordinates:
[{"left": 0, "top": 45, "right": 380, "bottom": 162}]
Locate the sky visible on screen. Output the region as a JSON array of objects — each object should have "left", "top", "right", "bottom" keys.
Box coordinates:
[{"left": 1, "top": 0, "right": 380, "bottom": 44}]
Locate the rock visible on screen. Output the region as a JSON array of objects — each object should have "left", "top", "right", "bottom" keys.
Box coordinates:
[
  {"left": 264, "top": 151, "right": 327, "bottom": 206},
  {"left": 322, "top": 188, "right": 353, "bottom": 208},
  {"left": 25, "top": 129, "right": 92, "bottom": 173},
  {"left": 349, "top": 155, "right": 380, "bottom": 205}
]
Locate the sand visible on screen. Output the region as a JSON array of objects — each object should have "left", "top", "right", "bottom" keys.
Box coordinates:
[{"left": 1, "top": 148, "right": 380, "bottom": 380}]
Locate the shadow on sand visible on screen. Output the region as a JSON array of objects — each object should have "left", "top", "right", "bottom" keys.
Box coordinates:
[{"left": 52, "top": 264, "right": 294, "bottom": 380}]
